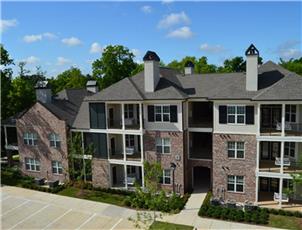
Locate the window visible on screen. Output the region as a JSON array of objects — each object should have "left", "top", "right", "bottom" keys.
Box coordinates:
[
  {"left": 126, "top": 135, "right": 135, "bottom": 148},
  {"left": 285, "top": 142, "right": 295, "bottom": 158},
  {"left": 156, "top": 138, "right": 171, "bottom": 154},
  {"left": 52, "top": 161, "right": 63, "bottom": 174},
  {"left": 160, "top": 169, "right": 171, "bottom": 185},
  {"left": 23, "top": 132, "right": 37, "bottom": 146},
  {"left": 124, "top": 104, "right": 134, "bottom": 119},
  {"left": 127, "top": 165, "right": 136, "bottom": 175},
  {"left": 227, "top": 142, "right": 245, "bottom": 158},
  {"left": 227, "top": 175, "right": 244, "bottom": 192},
  {"left": 25, "top": 158, "right": 40, "bottom": 171},
  {"left": 285, "top": 105, "right": 296, "bottom": 122},
  {"left": 49, "top": 133, "right": 60, "bottom": 148},
  {"left": 155, "top": 105, "right": 170, "bottom": 122},
  {"left": 227, "top": 106, "right": 245, "bottom": 124}
]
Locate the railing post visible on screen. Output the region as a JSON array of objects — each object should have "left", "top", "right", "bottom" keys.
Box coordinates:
[
  {"left": 122, "top": 103, "right": 125, "bottom": 130},
  {"left": 281, "top": 104, "right": 285, "bottom": 137},
  {"left": 281, "top": 141, "right": 284, "bottom": 174},
  {"left": 278, "top": 177, "right": 283, "bottom": 208}
]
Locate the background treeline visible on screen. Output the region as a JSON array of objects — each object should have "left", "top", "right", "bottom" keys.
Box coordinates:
[{"left": 1, "top": 44, "right": 302, "bottom": 121}]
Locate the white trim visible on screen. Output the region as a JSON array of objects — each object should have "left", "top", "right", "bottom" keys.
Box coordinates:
[
  {"left": 256, "top": 135, "right": 302, "bottom": 142},
  {"left": 188, "top": 127, "right": 213, "bottom": 133},
  {"left": 227, "top": 175, "right": 245, "bottom": 193},
  {"left": 227, "top": 141, "right": 245, "bottom": 159},
  {"left": 256, "top": 171, "right": 294, "bottom": 179}
]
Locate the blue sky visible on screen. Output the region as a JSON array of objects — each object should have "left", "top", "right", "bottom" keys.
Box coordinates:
[{"left": 1, "top": 1, "right": 301, "bottom": 77}]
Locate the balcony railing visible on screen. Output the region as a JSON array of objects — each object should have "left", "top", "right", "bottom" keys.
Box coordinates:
[
  {"left": 124, "top": 118, "right": 140, "bottom": 130},
  {"left": 276, "top": 122, "right": 302, "bottom": 136},
  {"left": 108, "top": 119, "right": 122, "bottom": 129},
  {"left": 259, "top": 160, "right": 302, "bottom": 173},
  {"left": 109, "top": 149, "right": 124, "bottom": 159}
]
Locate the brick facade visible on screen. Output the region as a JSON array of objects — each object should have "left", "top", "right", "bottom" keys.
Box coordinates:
[
  {"left": 144, "top": 131, "right": 185, "bottom": 194},
  {"left": 212, "top": 133, "right": 257, "bottom": 203},
  {"left": 92, "top": 158, "right": 110, "bottom": 188},
  {"left": 16, "top": 102, "right": 69, "bottom": 182}
]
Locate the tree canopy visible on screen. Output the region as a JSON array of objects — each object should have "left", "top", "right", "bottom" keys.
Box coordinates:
[
  {"left": 279, "top": 58, "right": 302, "bottom": 76},
  {"left": 92, "top": 45, "right": 138, "bottom": 89}
]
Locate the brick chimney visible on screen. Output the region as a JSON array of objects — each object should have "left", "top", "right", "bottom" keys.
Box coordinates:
[
  {"left": 245, "top": 44, "right": 259, "bottom": 91},
  {"left": 35, "top": 81, "right": 52, "bottom": 103},
  {"left": 143, "top": 51, "right": 160, "bottom": 92}
]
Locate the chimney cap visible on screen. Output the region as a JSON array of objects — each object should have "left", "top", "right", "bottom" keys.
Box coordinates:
[
  {"left": 245, "top": 44, "right": 259, "bottom": 56},
  {"left": 35, "top": 80, "right": 50, "bottom": 89},
  {"left": 143, "top": 51, "right": 160, "bottom": 62},
  {"left": 86, "top": 80, "right": 97, "bottom": 86},
  {"left": 185, "top": 60, "right": 195, "bottom": 68}
]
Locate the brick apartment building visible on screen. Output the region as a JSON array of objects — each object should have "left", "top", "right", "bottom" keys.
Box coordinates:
[{"left": 15, "top": 44, "right": 302, "bottom": 207}]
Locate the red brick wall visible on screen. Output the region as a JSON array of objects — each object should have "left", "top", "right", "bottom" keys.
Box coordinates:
[
  {"left": 16, "top": 102, "right": 69, "bottom": 182},
  {"left": 144, "top": 131, "right": 185, "bottom": 194},
  {"left": 212, "top": 133, "right": 257, "bottom": 203},
  {"left": 92, "top": 158, "right": 110, "bottom": 188}
]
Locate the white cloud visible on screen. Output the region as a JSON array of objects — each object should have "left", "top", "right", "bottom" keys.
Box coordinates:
[
  {"left": 131, "top": 49, "right": 141, "bottom": 57},
  {"left": 162, "top": 0, "right": 174, "bottom": 4},
  {"left": 61, "top": 37, "right": 82, "bottom": 46},
  {"left": 56, "top": 57, "right": 71, "bottom": 66},
  {"left": 0, "top": 19, "right": 18, "bottom": 32},
  {"left": 43, "top": 32, "right": 57, "bottom": 39},
  {"left": 167, "top": 26, "right": 193, "bottom": 39},
  {"left": 200, "top": 43, "right": 226, "bottom": 54},
  {"left": 23, "top": 34, "right": 43, "bottom": 43},
  {"left": 90, "top": 42, "right": 103, "bottom": 54},
  {"left": 141, "top": 5, "right": 152, "bottom": 14},
  {"left": 158, "top": 11, "right": 190, "bottom": 29},
  {"left": 22, "top": 56, "right": 40, "bottom": 64},
  {"left": 275, "top": 40, "right": 302, "bottom": 59}
]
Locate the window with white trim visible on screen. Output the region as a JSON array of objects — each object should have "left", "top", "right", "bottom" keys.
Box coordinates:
[
  {"left": 125, "top": 135, "right": 135, "bottom": 148},
  {"left": 52, "top": 161, "right": 63, "bottom": 174},
  {"left": 25, "top": 158, "right": 40, "bottom": 171},
  {"left": 284, "top": 142, "right": 295, "bottom": 158},
  {"left": 156, "top": 138, "right": 171, "bottom": 154},
  {"left": 227, "top": 141, "right": 244, "bottom": 158},
  {"left": 49, "top": 133, "right": 60, "bottom": 148},
  {"left": 285, "top": 105, "right": 296, "bottom": 122},
  {"left": 155, "top": 105, "right": 170, "bottom": 122},
  {"left": 227, "top": 175, "right": 244, "bottom": 192},
  {"left": 227, "top": 106, "right": 245, "bottom": 124},
  {"left": 124, "top": 104, "right": 134, "bottom": 119},
  {"left": 160, "top": 169, "right": 171, "bottom": 185},
  {"left": 23, "top": 132, "right": 37, "bottom": 146}
]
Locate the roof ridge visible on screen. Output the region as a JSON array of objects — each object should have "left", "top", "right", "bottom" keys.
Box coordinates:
[{"left": 126, "top": 77, "right": 144, "bottom": 100}]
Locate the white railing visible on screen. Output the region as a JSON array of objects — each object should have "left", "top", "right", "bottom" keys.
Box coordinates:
[
  {"left": 274, "top": 192, "right": 289, "bottom": 202},
  {"left": 275, "top": 157, "right": 291, "bottom": 166}
]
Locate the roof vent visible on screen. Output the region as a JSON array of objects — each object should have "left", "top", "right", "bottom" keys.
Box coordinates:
[
  {"left": 86, "top": 80, "right": 99, "bottom": 93},
  {"left": 245, "top": 44, "right": 259, "bottom": 91},
  {"left": 184, "top": 60, "right": 194, "bottom": 75}
]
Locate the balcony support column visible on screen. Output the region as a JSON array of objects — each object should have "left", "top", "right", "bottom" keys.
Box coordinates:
[
  {"left": 255, "top": 176, "right": 259, "bottom": 204},
  {"left": 122, "top": 103, "right": 125, "bottom": 130},
  {"left": 124, "top": 164, "right": 128, "bottom": 190},
  {"left": 4, "top": 125, "right": 8, "bottom": 148},
  {"left": 140, "top": 134, "right": 144, "bottom": 163},
  {"left": 256, "top": 141, "right": 260, "bottom": 171},
  {"left": 123, "top": 134, "right": 126, "bottom": 161},
  {"left": 281, "top": 141, "right": 284, "bottom": 174},
  {"left": 139, "top": 103, "right": 143, "bottom": 131},
  {"left": 281, "top": 104, "right": 285, "bottom": 137},
  {"left": 278, "top": 177, "right": 283, "bottom": 208},
  {"left": 257, "top": 104, "right": 261, "bottom": 136}
]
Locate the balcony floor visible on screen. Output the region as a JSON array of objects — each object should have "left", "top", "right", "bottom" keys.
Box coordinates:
[
  {"left": 258, "top": 192, "right": 302, "bottom": 211},
  {"left": 259, "top": 161, "right": 302, "bottom": 174}
]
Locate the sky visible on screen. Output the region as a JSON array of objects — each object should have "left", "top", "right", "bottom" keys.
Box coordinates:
[{"left": 1, "top": 1, "right": 301, "bottom": 77}]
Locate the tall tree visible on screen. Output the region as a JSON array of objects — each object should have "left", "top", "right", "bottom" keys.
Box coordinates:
[
  {"left": 49, "top": 67, "right": 87, "bottom": 94},
  {"left": 195, "top": 56, "right": 217, "bottom": 73},
  {"left": 92, "top": 45, "right": 137, "bottom": 89},
  {"left": 279, "top": 58, "right": 302, "bottom": 76},
  {"left": 0, "top": 44, "right": 14, "bottom": 120}
]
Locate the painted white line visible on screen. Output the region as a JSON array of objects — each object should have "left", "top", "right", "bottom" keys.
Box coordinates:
[
  {"left": 76, "top": 213, "right": 97, "bottom": 230},
  {"left": 1, "top": 200, "right": 30, "bottom": 216},
  {"left": 0, "top": 195, "right": 11, "bottom": 202},
  {"left": 42, "top": 208, "right": 73, "bottom": 230},
  {"left": 10, "top": 204, "right": 50, "bottom": 229},
  {"left": 110, "top": 218, "right": 123, "bottom": 230}
]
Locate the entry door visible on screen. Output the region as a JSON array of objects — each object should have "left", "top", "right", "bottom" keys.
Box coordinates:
[
  {"left": 109, "top": 108, "right": 114, "bottom": 127},
  {"left": 111, "top": 138, "right": 115, "bottom": 155}
]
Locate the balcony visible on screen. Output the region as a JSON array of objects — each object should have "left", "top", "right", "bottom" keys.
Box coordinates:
[
  {"left": 188, "top": 102, "right": 213, "bottom": 128},
  {"left": 108, "top": 134, "right": 124, "bottom": 160},
  {"left": 189, "top": 132, "right": 212, "bottom": 159},
  {"left": 260, "top": 104, "right": 302, "bottom": 136},
  {"left": 125, "top": 134, "right": 142, "bottom": 161},
  {"left": 110, "top": 164, "right": 143, "bottom": 189},
  {"left": 2, "top": 126, "right": 18, "bottom": 151}
]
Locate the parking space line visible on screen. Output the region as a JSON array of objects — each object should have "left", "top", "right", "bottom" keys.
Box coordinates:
[
  {"left": 76, "top": 213, "right": 97, "bottom": 230},
  {"left": 0, "top": 195, "right": 11, "bottom": 202},
  {"left": 42, "top": 208, "right": 73, "bottom": 230},
  {"left": 10, "top": 204, "right": 50, "bottom": 230},
  {"left": 110, "top": 218, "right": 123, "bottom": 230},
  {"left": 1, "top": 200, "right": 30, "bottom": 216}
]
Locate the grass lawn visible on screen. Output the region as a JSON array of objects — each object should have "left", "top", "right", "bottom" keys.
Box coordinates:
[
  {"left": 149, "top": 221, "right": 193, "bottom": 230},
  {"left": 269, "top": 214, "right": 302, "bottom": 230},
  {"left": 58, "top": 187, "right": 126, "bottom": 206}
]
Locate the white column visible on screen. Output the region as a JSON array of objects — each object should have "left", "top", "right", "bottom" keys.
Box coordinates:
[
  {"left": 279, "top": 177, "right": 283, "bottom": 208},
  {"left": 4, "top": 125, "right": 8, "bottom": 147},
  {"left": 257, "top": 104, "right": 261, "bottom": 136},
  {"left": 107, "top": 134, "right": 110, "bottom": 160},
  {"left": 121, "top": 103, "right": 125, "bottom": 130},
  {"left": 105, "top": 103, "right": 108, "bottom": 129},
  {"left": 81, "top": 132, "right": 85, "bottom": 153},
  {"left": 81, "top": 132, "right": 86, "bottom": 182},
  {"left": 124, "top": 164, "right": 128, "bottom": 189},
  {"left": 281, "top": 104, "right": 285, "bottom": 137},
  {"left": 123, "top": 134, "right": 126, "bottom": 161},
  {"left": 139, "top": 103, "right": 143, "bottom": 131},
  {"left": 255, "top": 176, "right": 259, "bottom": 204},
  {"left": 141, "top": 164, "right": 145, "bottom": 188},
  {"left": 280, "top": 141, "right": 284, "bottom": 174},
  {"left": 256, "top": 141, "right": 260, "bottom": 171},
  {"left": 140, "top": 134, "right": 144, "bottom": 163}
]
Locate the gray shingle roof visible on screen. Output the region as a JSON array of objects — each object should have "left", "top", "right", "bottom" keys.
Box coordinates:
[{"left": 86, "top": 60, "right": 302, "bottom": 102}]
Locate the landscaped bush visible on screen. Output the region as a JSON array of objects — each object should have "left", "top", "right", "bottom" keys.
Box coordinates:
[
  {"left": 198, "top": 191, "right": 269, "bottom": 225},
  {"left": 263, "top": 208, "right": 302, "bottom": 218}
]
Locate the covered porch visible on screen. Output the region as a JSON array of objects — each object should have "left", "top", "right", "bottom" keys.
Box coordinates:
[{"left": 110, "top": 164, "right": 143, "bottom": 189}]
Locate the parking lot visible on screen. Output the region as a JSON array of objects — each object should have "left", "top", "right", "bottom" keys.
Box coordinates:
[{"left": 1, "top": 186, "right": 137, "bottom": 229}]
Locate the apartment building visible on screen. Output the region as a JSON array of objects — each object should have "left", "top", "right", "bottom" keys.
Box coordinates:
[{"left": 15, "top": 44, "right": 302, "bottom": 207}]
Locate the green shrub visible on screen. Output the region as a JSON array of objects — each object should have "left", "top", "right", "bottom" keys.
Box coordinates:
[{"left": 220, "top": 208, "right": 229, "bottom": 220}]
